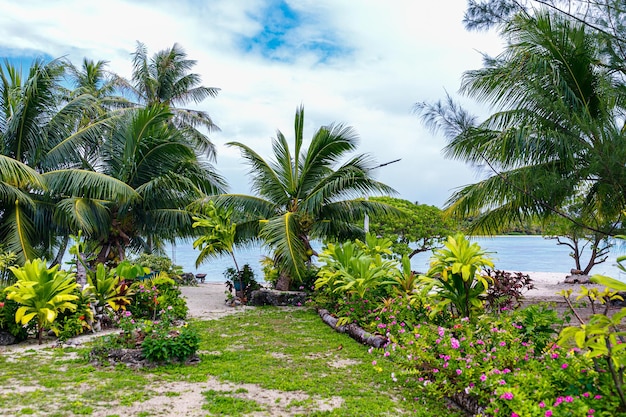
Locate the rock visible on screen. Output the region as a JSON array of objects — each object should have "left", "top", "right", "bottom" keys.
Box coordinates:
[
  {"left": 248, "top": 289, "right": 307, "bottom": 306},
  {"left": 564, "top": 274, "right": 591, "bottom": 284},
  {"left": 225, "top": 297, "right": 242, "bottom": 307},
  {"left": 570, "top": 268, "right": 584, "bottom": 275},
  {"left": 179, "top": 272, "right": 198, "bottom": 286},
  {"left": 0, "top": 330, "right": 16, "bottom": 345}
]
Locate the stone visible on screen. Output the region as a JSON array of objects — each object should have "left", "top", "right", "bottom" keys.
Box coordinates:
[
  {"left": 0, "top": 330, "right": 16, "bottom": 345},
  {"left": 564, "top": 274, "right": 591, "bottom": 284},
  {"left": 248, "top": 289, "right": 307, "bottom": 306}
]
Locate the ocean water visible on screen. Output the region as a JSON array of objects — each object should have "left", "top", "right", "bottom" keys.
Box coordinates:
[{"left": 166, "top": 235, "right": 626, "bottom": 283}]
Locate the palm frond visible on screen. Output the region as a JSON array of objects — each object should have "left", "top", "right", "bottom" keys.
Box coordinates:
[
  {"left": 42, "top": 169, "right": 139, "bottom": 202},
  {"left": 259, "top": 212, "right": 306, "bottom": 280}
]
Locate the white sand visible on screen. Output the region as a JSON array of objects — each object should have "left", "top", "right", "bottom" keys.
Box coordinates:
[{"left": 517, "top": 271, "right": 605, "bottom": 301}]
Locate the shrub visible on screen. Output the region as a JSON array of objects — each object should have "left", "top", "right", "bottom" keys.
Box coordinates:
[
  {"left": 0, "top": 292, "right": 28, "bottom": 342},
  {"left": 417, "top": 234, "right": 494, "bottom": 320},
  {"left": 484, "top": 269, "right": 535, "bottom": 312},
  {"left": 90, "top": 308, "right": 199, "bottom": 365},
  {"left": 132, "top": 253, "right": 184, "bottom": 282},
  {"left": 5, "top": 259, "right": 78, "bottom": 344},
  {"left": 129, "top": 273, "right": 188, "bottom": 320},
  {"left": 379, "top": 312, "right": 618, "bottom": 416},
  {"left": 224, "top": 264, "right": 260, "bottom": 301}
]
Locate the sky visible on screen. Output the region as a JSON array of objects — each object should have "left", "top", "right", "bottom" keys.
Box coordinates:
[{"left": 0, "top": 0, "right": 505, "bottom": 207}]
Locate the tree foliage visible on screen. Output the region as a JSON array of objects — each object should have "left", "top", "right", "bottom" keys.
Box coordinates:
[
  {"left": 367, "top": 196, "right": 456, "bottom": 259},
  {"left": 209, "top": 106, "right": 396, "bottom": 289},
  {"left": 416, "top": 9, "right": 626, "bottom": 251},
  {"left": 0, "top": 44, "right": 225, "bottom": 266}
]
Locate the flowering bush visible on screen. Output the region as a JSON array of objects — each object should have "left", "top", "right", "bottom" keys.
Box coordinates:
[
  {"left": 91, "top": 307, "right": 199, "bottom": 364},
  {"left": 129, "top": 274, "right": 188, "bottom": 320},
  {"left": 378, "top": 310, "right": 621, "bottom": 416}
]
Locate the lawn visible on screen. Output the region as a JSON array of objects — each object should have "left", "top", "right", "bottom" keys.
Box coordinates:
[{"left": 0, "top": 307, "right": 462, "bottom": 416}]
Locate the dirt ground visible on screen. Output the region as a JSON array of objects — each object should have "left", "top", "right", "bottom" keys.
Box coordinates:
[
  {"left": 2, "top": 283, "right": 336, "bottom": 417},
  {"left": 0, "top": 278, "right": 613, "bottom": 416}
]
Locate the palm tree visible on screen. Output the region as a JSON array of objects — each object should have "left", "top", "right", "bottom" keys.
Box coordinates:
[
  {"left": 417, "top": 11, "right": 626, "bottom": 238},
  {"left": 210, "top": 106, "right": 396, "bottom": 290},
  {"left": 126, "top": 42, "right": 220, "bottom": 160},
  {"left": 59, "top": 104, "right": 227, "bottom": 264},
  {"left": 0, "top": 58, "right": 102, "bottom": 262}
]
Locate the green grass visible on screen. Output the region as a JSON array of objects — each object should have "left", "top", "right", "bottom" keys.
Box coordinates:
[{"left": 0, "top": 307, "right": 463, "bottom": 416}]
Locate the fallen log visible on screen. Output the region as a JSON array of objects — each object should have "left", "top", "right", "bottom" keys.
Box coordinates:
[{"left": 317, "top": 309, "right": 387, "bottom": 348}]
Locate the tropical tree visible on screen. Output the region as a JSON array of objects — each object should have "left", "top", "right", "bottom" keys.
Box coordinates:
[
  {"left": 211, "top": 106, "right": 396, "bottom": 290},
  {"left": 0, "top": 58, "right": 115, "bottom": 263},
  {"left": 53, "top": 105, "right": 226, "bottom": 265},
  {"left": 542, "top": 197, "right": 621, "bottom": 274},
  {"left": 367, "top": 196, "right": 456, "bottom": 259},
  {"left": 416, "top": 11, "right": 626, "bottom": 253},
  {"left": 464, "top": 0, "right": 626, "bottom": 78},
  {"left": 126, "top": 42, "right": 220, "bottom": 159}
]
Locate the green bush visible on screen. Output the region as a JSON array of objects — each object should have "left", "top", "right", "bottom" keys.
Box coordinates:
[
  {"left": 89, "top": 308, "right": 199, "bottom": 364},
  {"left": 0, "top": 292, "right": 28, "bottom": 342},
  {"left": 129, "top": 274, "right": 188, "bottom": 320},
  {"left": 379, "top": 312, "right": 619, "bottom": 416},
  {"left": 142, "top": 325, "right": 200, "bottom": 363},
  {"left": 132, "top": 253, "right": 184, "bottom": 281}
]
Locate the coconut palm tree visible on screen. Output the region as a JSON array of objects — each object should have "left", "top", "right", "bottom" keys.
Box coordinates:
[
  {"left": 417, "top": 11, "right": 626, "bottom": 237},
  {"left": 210, "top": 106, "right": 396, "bottom": 290},
  {"left": 125, "top": 42, "right": 220, "bottom": 159},
  {"left": 58, "top": 104, "right": 227, "bottom": 264},
  {"left": 0, "top": 58, "right": 105, "bottom": 262}
]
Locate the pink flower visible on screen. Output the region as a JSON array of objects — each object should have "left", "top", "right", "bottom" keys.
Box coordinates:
[
  {"left": 456, "top": 369, "right": 462, "bottom": 375},
  {"left": 561, "top": 363, "right": 568, "bottom": 369},
  {"left": 451, "top": 337, "right": 460, "bottom": 349},
  {"left": 511, "top": 413, "right": 519, "bottom": 417},
  {"left": 372, "top": 360, "right": 377, "bottom": 366},
  {"left": 539, "top": 401, "right": 545, "bottom": 408},
  {"left": 480, "top": 374, "right": 487, "bottom": 382},
  {"left": 545, "top": 411, "right": 553, "bottom": 417},
  {"left": 500, "top": 392, "right": 514, "bottom": 400},
  {"left": 499, "top": 341, "right": 506, "bottom": 347}
]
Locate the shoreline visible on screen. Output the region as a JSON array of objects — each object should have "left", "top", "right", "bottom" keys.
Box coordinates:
[{"left": 515, "top": 271, "right": 605, "bottom": 301}]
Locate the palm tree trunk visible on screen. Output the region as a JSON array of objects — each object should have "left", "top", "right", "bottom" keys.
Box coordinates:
[
  {"left": 50, "top": 235, "right": 69, "bottom": 267},
  {"left": 275, "top": 273, "right": 291, "bottom": 291},
  {"left": 75, "top": 252, "right": 88, "bottom": 288}
]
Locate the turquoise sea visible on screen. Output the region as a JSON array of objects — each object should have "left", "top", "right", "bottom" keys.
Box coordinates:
[{"left": 165, "top": 235, "right": 626, "bottom": 283}]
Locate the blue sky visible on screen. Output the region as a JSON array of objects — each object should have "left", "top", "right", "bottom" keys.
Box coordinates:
[
  {"left": 238, "top": 1, "right": 349, "bottom": 63},
  {"left": 0, "top": 0, "right": 504, "bottom": 207}
]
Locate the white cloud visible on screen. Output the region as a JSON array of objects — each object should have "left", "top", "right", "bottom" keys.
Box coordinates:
[{"left": 0, "top": 0, "right": 504, "bottom": 206}]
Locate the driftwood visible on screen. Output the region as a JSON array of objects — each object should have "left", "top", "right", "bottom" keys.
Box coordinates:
[{"left": 317, "top": 309, "right": 387, "bottom": 348}]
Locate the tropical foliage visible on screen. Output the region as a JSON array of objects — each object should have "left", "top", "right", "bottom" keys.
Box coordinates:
[
  {"left": 211, "top": 106, "right": 395, "bottom": 289},
  {"left": 416, "top": 9, "right": 626, "bottom": 276},
  {"left": 4, "top": 259, "right": 78, "bottom": 343},
  {"left": 0, "top": 43, "right": 225, "bottom": 266},
  {"left": 367, "top": 196, "right": 456, "bottom": 260}
]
